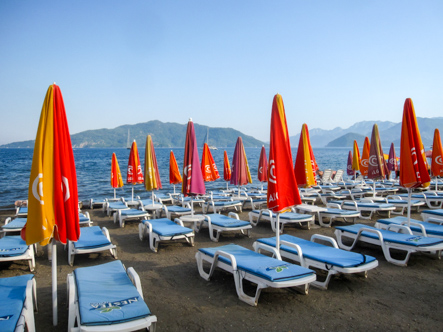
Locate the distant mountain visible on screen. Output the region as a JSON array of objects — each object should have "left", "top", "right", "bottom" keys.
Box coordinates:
[
  {"left": 290, "top": 118, "right": 443, "bottom": 148},
  {"left": 0, "top": 120, "right": 265, "bottom": 148},
  {"left": 326, "top": 133, "right": 366, "bottom": 147}
]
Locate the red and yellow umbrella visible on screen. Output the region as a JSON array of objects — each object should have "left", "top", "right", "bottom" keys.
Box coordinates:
[
  {"left": 360, "top": 136, "right": 370, "bottom": 177},
  {"left": 169, "top": 150, "right": 182, "bottom": 193},
  {"left": 127, "top": 140, "right": 144, "bottom": 202},
  {"left": 223, "top": 150, "right": 231, "bottom": 190},
  {"left": 294, "top": 123, "right": 317, "bottom": 187},
  {"left": 144, "top": 135, "right": 162, "bottom": 201},
  {"left": 201, "top": 143, "right": 220, "bottom": 182},
  {"left": 111, "top": 153, "right": 124, "bottom": 199}
]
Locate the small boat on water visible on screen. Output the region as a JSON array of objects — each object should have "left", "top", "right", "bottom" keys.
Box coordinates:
[{"left": 205, "top": 128, "right": 217, "bottom": 150}]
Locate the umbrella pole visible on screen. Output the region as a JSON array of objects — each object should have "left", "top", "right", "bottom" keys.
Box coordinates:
[
  {"left": 152, "top": 190, "right": 155, "bottom": 204},
  {"left": 114, "top": 188, "right": 116, "bottom": 199},
  {"left": 191, "top": 197, "right": 194, "bottom": 216},
  {"left": 52, "top": 239, "right": 58, "bottom": 326},
  {"left": 173, "top": 184, "right": 176, "bottom": 194},
  {"left": 132, "top": 186, "right": 134, "bottom": 202},
  {"left": 407, "top": 188, "right": 412, "bottom": 227},
  {"left": 276, "top": 213, "right": 280, "bottom": 253},
  {"left": 373, "top": 182, "right": 376, "bottom": 197}
]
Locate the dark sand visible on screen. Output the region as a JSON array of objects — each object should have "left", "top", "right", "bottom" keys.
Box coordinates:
[{"left": 0, "top": 203, "right": 442, "bottom": 331}]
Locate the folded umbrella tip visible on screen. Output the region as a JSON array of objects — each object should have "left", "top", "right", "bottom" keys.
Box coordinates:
[{"left": 189, "top": 118, "right": 192, "bottom": 122}]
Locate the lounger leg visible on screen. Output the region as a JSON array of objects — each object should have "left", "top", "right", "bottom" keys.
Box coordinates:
[
  {"left": 25, "top": 279, "right": 36, "bottom": 332},
  {"left": 138, "top": 223, "right": 146, "bottom": 241},
  {"left": 233, "top": 271, "right": 264, "bottom": 306},
  {"left": 67, "top": 274, "right": 77, "bottom": 330}
]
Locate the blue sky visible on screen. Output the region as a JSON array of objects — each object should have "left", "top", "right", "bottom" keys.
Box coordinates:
[{"left": 1, "top": 0, "right": 442, "bottom": 145}]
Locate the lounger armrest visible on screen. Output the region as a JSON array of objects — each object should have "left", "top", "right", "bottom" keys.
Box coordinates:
[
  {"left": 387, "top": 195, "right": 401, "bottom": 200},
  {"left": 101, "top": 227, "right": 112, "bottom": 242},
  {"left": 386, "top": 224, "right": 414, "bottom": 235},
  {"left": 228, "top": 212, "right": 240, "bottom": 220},
  {"left": 423, "top": 217, "right": 443, "bottom": 225},
  {"left": 310, "top": 234, "right": 339, "bottom": 249},
  {"left": 4, "top": 217, "right": 11, "bottom": 225},
  {"left": 326, "top": 203, "right": 341, "bottom": 209},
  {"left": 279, "top": 240, "right": 307, "bottom": 268},
  {"left": 127, "top": 267, "right": 144, "bottom": 300},
  {"left": 360, "top": 198, "right": 374, "bottom": 203},
  {"left": 84, "top": 211, "right": 90, "bottom": 219},
  {"left": 398, "top": 221, "right": 427, "bottom": 236},
  {"left": 174, "top": 218, "right": 185, "bottom": 227}
]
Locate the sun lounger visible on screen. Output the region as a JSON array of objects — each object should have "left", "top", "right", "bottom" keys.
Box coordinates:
[
  {"left": 15, "top": 207, "right": 28, "bottom": 217},
  {"left": 0, "top": 236, "right": 35, "bottom": 272},
  {"left": 1, "top": 217, "right": 27, "bottom": 236},
  {"left": 317, "top": 203, "right": 361, "bottom": 227},
  {"left": 198, "top": 213, "right": 252, "bottom": 242},
  {"left": 139, "top": 218, "right": 194, "bottom": 252},
  {"left": 330, "top": 199, "right": 395, "bottom": 220},
  {"left": 382, "top": 195, "right": 424, "bottom": 215},
  {"left": 334, "top": 224, "right": 443, "bottom": 266},
  {"left": 375, "top": 216, "right": 443, "bottom": 239},
  {"left": 105, "top": 200, "right": 130, "bottom": 216},
  {"left": 67, "top": 260, "right": 157, "bottom": 331},
  {"left": 195, "top": 243, "right": 316, "bottom": 306},
  {"left": 153, "top": 193, "right": 174, "bottom": 205},
  {"left": 160, "top": 205, "right": 192, "bottom": 219},
  {"left": 67, "top": 226, "right": 117, "bottom": 266},
  {"left": 421, "top": 209, "right": 443, "bottom": 224},
  {"left": 79, "top": 212, "right": 93, "bottom": 227},
  {"left": 248, "top": 209, "right": 313, "bottom": 231},
  {"left": 114, "top": 208, "right": 150, "bottom": 228},
  {"left": 253, "top": 234, "right": 378, "bottom": 289},
  {"left": 0, "top": 274, "right": 37, "bottom": 332},
  {"left": 241, "top": 194, "right": 268, "bottom": 210},
  {"left": 399, "top": 192, "right": 443, "bottom": 209},
  {"left": 202, "top": 199, "right": 243, "bottom": 214}
]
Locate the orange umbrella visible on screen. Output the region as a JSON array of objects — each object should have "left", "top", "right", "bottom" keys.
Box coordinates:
[
  {"left": 268, "top": 94, "right": 301, "bottom": 249},
  {"left": 111, "top": 153, "right": 124, "bottom": 199},
  {"left": 400, "top": 98, "right": 430, "bottom": 225},
  {"left": 294, "top": 123, "right": 317, "bottom": 188},
  {"left": 22, "top": 83, "right": 80, "bottom": 325},
  {"left": 223, "top": 150, "right": 231, "bottom": 190},
  {"left": 201, "top": 143, "right": 220, "bottom": 182},
  {"left": 360, "top": 136, "right": 370, "bottom": 177},
  {"left": 352, "top": 140, "right": 361, "bottom": 177},
  {"left": 127, "top": 140, "right": 144, "bottom": 202},
  {"left": 258, "top": 145, "right": 268, "bottom": 183},
  {"left": 144, "top": 135, "right": 162, "bottom": 202},
  {"left": 169, "top": 151, "right": 182, "bottom": 193},
  {"left": 431, "top": 129, "right": 443, "bottom": 180}
]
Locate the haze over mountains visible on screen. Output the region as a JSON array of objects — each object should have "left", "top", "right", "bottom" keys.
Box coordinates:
[{"left": 2, "top": 118, "right": 443, "bottom": 149}]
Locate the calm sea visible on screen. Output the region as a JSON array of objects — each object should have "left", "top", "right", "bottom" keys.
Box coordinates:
[{"left": 0, "top": 147, "right": 353, "bottom": 209}]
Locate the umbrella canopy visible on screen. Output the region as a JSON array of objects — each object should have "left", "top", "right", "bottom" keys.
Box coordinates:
[
  {"left": 22, "top": 83, "right": 80, "bottom": 325},
  {"left": 431, "top": 129, "right": 443, "bottom": 177},
  {"left": 182, "top": 119, "right": 205, "bottom": 197},
  {"left": 127, "top": 140, "right": 144, "bottom": 202},
  {"left": 144, "top": 135, "right": 162, "bottom": 193},
  {"left": 360, "top": 136, "right": 370, "bottom": 177},
  {"left": 367, "top": 124, "right": 388, "bottom": 180},
  {"left": 258, "top": 145, "right": 268, "bottom": 183},
  {"left": 387, "top": 143, "right": 399, "bottom": 173},
  {"left": 201, "top": 143, "right": 220, "bottom": 182},
  {"left": 223, "top": 150, "right": 231, "bottom": 181},
  {"left": 294, "top": 124, "right": 317, "bottom": 187},
  {"left": 268, "top": 94, "right": 301, "bottom": 249},
  {"left": 346, "top": 151, "right": 353, "bottom": 176},
  {"left": 352, "top": 140, "right": 361, "bottom": 172},
  {"left": 230, "top": 137, "right": 252, "bottom": 186},
  {"left": 111, "top": 153, "right": 124, "bottom": 199},
  {"left": 169, "top": 151, "right": 182, "bottom": 184}
]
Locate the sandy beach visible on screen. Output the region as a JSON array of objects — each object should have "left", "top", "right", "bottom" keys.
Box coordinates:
[{"left": 0, "top": 202, "right": 442, "bottom": 332}]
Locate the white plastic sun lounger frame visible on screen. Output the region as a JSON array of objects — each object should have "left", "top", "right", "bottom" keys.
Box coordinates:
[
  {"left": 198, "top": 212, "right": 252, "bottom": 242},
  {"left": 195, "top": 248, "right": 315, "bottom": 306},
  {"left": 338, "top": 199, "right": 395, "bottom": 220},
  {"left": 334, "top": 224, "right": 443, "bottom": 266},
  {"left": 384, "top": 195, "right": 425, "bottom": 215},
  {"left": 79, "top": 211, "right": 93, "bottom": 227},
  {"left": 104, "top": 199, "right": 130, "bottom": 217},
  {"left": 248, "top": 209, "right": 313, "bottom": 232},
  {"left": 67, "top": 266, "right": 157, "bottom": 332},
  {"left": 113, "top": 208, "right": 150, "bottom": 228},
  {"left": 67, "top": 227, "right": 117, "bottom": 266},
  {"left": 0, "top": 240, "right": 36, "bottom": 272},
  {"left": 138, "top": 218, "right": 195, "bottom": 253},
  {"left": 7, "top": 277, "right": 38, "bottom": 332},
  {"left": 202, "top": 199, "right": 243, "bottom": 214},
  {"left": 160, "top": 204, "right": 192, "bottom": 220},
  {"left": 253, "top": 234, "right": 378, "bottom": 290},
  {"left": 318, "top": 203, "right": 361, "bottom": 227}
]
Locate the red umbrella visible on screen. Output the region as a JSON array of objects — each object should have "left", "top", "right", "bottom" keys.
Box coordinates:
[
  {"left": 387, "top": 143, "right": 398, "bottom": 178},
  {"left": 169, "top": 151, "right": 182, "bottom": 193},
  {"left": 182, "top": 119, "right": 205, "bottom": 213},
  {"left": 201, "top": 143, "right": 220, "bottom": 182},
  {"left": 127, "top": 140, "right": 144, "bottom": 202},
  {"left": 258, "top": 145, "right": 268, "bottom": 183},
  {"left": 268, "top": 94, "right": 301, "bottom": 249},
  {"left": 400, "top": 98, "right": 430, "bottom": 224},
  {"left": 223, "top": 150, "right": 231, "bottom": 190},
  {"left": 230, "top": 137, "right": 252, "bottom": 194},
  {"left": 111, "top": 153, "right": 124, "bottom": 199},
  {"left": 22, "top": 83, "right": 79, "bottom": 325},
  {"left": 346, "top": 151, "right": 353, "bottom": 176}
]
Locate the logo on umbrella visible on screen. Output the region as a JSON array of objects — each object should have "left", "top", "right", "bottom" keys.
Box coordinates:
[
  {"left": 61, "top": 176, "right": 70, "bottom": 202},
  {"left": 32, "top": 173, "right": 44, "bottom": 204},
  {"left": 435, "top": 156, "right": 443, "bottom": 165},
  {"left": 184, "top": 164, "right": 192, "bottom": 180},
  {"left": 361, "top": 159, "right": 369, "bottom": 167},
  {"left": 369, "top": 155, "right": 379, "bottom": 167},
  {"left": 269, "top": 160, "right": 276, "bottom": 184}
]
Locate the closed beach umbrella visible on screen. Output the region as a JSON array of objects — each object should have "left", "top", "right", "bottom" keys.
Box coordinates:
[
  {"left": 360, "top": 136, "right": 370, "bottom": 177},
  {"left": 169, "top": 151, "right": 182, "bottom": 193},
  {"left": 144, "top": 135, "right": 162, "bottom": 202},
  {"left": 268, "top": 94, "right": 301, "bottom": 250},
  {"left": 294, "top": 124, "right": 317, "bottom": 188},
  {"left": 368, "top": 124, "right": 388, "bottom": 180},
  {"left": 111, "top": 153, "right": 124, "bottom": 199},
  {"left": 230, "top": 137, "right": 252, "bottom": 194},
  {"left": 400, "top": 98, "right": 431, "bottom": 225},
  {"left": 127, "top": 140, "right": 144, "bottom": 202},
  {"left": 346, "top": 151, "right": 353, "bottom": 176},
  {"left": 22, "top": 83, "right": 80, "bottom": 325},
  {"left": 387, "top": 143, "right": 398, "bottom": 178},
  {"left": 258, "top": 145, "right": 268, "bottom": 183},
  {"left": 431, "top": 129, "right": 443, "bottom": 182},
  {"left": 182, "top": 119, "right": 205, "bottom": 213},
  {"left": 352, "top": 140, "right": 361, "bottom": 177},
  {"left": 201, "top": 143, "right": 220, "bottom": 182},
  {"left": 223, "top": 150, "right": 231, "bottom": 190}
]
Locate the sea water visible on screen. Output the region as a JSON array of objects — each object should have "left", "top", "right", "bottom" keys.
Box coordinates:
[{"left": 0, "top": 147, "right": 352, "bottom": 209}]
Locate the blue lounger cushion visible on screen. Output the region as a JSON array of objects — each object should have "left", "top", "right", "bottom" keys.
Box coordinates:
[
  {"left": 79, "top": 214, "right": 90, "bottom": 223},
  {"left": 142, "top": 218, "right": 193, "bottom": 237},
  {"left": 212, "top": 201, "right": 242, "bottom": 206},
  {"left": 257, "top": 234, "right": 376, "bottom": 268},
  {"left": 74, "top": 260, "right": 151, "bottom": 326},
  {"left": 0, "top": 274, "right": 34, "bottom": 332},
  {"left": 74, "top": 226, "right": 111, "bottom": 249},
  {"left": 421, "top": 209, "right": 443, "bottom": 216},
  {"left": 0, "top": 236, "right": 29, "bottom": 257},
  {"left": 120, "top": 209, "right": 147, "bottom": 216},
  {"left": 344, "top": 202, "right": 394, "bottom": 209},
  {"left": 205, "top": 214, "right": 250, "bottom": 228},
  {"left": 167, "top": 206, "right": 191, "bottom": 213},
  {"left": 2, "top": 218, "right": 27, "bottom": 230},
  {"left": 377, "top": 217, "right": 443, "bottom": 237},
  {"left": 16, "top": 207, "right": 28, "bottom": 215},
  {"left": 335, "top": 224, "right": 443, "bottom": 247},
  {"left": 386, "top": 199, "right": 422, "bottom": 205},
  {"left": 251, "top": 210, "right": 310, "bottom": 221},
  {"left": 108, "top": 202, "right": 128, "bottom": 209},
  {"left": 323, "top": 209, "right": 359, "bottom": 216},
  {"left": 199, "top": 244, "right": 315, "bottom": 282}
]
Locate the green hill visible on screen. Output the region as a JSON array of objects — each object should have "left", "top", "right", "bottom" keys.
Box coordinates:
[{"left": 326, "top": 132, "right": 366, "bottom": 147}]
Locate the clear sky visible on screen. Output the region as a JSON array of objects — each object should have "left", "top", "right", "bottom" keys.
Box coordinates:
[{"left": 1, "top": 0, "right": 442, "bottom": 145}]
